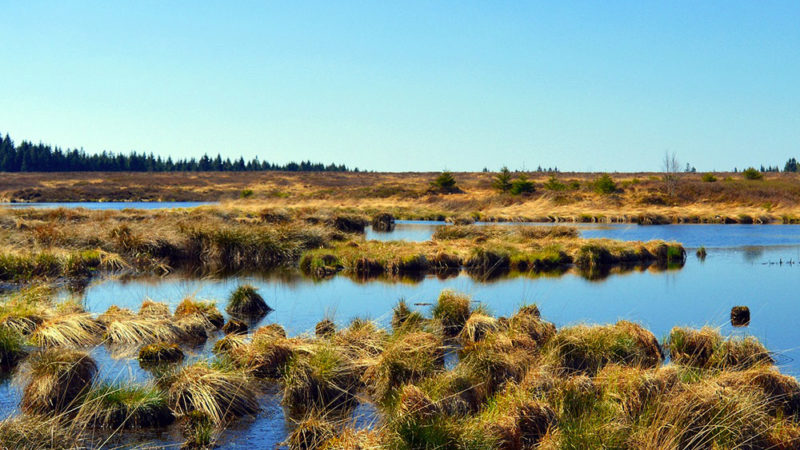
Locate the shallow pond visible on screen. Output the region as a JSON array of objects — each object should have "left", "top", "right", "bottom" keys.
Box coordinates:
[
  {"left": 3, "top": 222, "right": 800, "bottom": 446},
  {"left": 368, "top": 220, "right": 800, "bottom": 248}
]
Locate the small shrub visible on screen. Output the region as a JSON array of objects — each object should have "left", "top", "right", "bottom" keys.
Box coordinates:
[
  {"left": 593, "top": 174, "right": 618, "bottom": 194},
  {"left": 544, "top": 175, "right": 567, "bottom": 191},
  {"left": 701, "top": 173, "right": 717, "bottom": 182},
  {"left": 492, "top": 167, "right": 513, "bottom": 193},
  {"left": 742, "top": 167, "right": 763, "bottom": 180},
  {"left": 510, "top": 174, "right": 535, "bottom": 195},
  {"left": 430, "top": 171, "right": 460, "bottom": 194},
  {"left": 240, "top": 188, "right": 254, "bottom": 199}
]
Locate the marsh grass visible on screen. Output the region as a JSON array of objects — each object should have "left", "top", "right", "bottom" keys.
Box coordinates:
[
  {"left": 76, "top": 382, "right": 174, "bottom": 429},
  {"left": 162, "top": 360, "right": 260, "bottom": 425},
  {"left": 431, "top": 290, "right": 471, "bottom": 337},
  {"left": 0, "top": 414, "right": 82, "bottom": 449},
  {"left": 544, "top": 321, "right": 663, "bottom": 375},
  {"left": 667, "top": 326, "right": 773, "bottom": 370},
  {"left": 282, "top": 343, "right": 361, "bottom": 415},
  {"left": 0, "top": 326, "right": 26, "bottom": 370},
  {"left": 30, "top": 312, "right": 102, "bottom": 347},
  {"left": 227, "top": 285, "right": 272, "bottom": 319},
  {"left": 20, "top": 348, "right": 97, "bottom": 414},
  {"left": 174, "top": 297, "right": 225, "bottom": 329}
]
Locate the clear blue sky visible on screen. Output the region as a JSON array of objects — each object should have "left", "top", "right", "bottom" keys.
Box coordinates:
[{"left": 1, "top": 1, "right": 798, "bottom": 172}]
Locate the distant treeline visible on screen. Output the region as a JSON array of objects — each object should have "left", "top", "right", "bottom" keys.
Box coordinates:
[{"left": 0, "top": 132, "right": 356, "bottom": 172}]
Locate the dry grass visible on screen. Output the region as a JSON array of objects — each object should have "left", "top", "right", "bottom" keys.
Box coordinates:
[
  {"left": 162, "top": 360, "right": 260, "bottom": 425},
  {"left": 20, "top": 348, "right": 97, "bottom": 414},
  {"left": 30, "top": 312, "right": 102, "bottom": 347}
]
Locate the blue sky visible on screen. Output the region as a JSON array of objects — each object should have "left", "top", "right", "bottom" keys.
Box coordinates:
[{"left": 1, "top": 1, "right": 798, "bottom": 172}]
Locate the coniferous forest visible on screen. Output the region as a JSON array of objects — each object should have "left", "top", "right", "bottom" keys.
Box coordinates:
[{"left": 0, "top": 131, "right": 354, "bottom": 172}]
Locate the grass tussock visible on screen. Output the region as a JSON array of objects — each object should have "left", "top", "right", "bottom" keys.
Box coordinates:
[
  {"left": 138, "top": 342, "right": 185, "bottom": 365},
  {"left": 30, "top": 312, "right": 103, "bottom": 347},
  {"left": 0, "top": 326, "right": 27, "bottom": 371},
  {"left": 174, "top": 297, "right": 225, "bottom": 329},
  {"left": 432, "top": 290, "right": 471, "bottom": 336},
  {"left": 544, "top": 320, "right": 663, "bottom": 375},
  {"left": 226, "top": 285, "right": 272, "bottom": 318},
  {"left": 76, "top": 382, "right": 174, "bottom": 429},
  {"left": 282, "top": 343, "right": 361, "bottom": 414},
  {"left": 0, "top": 414, "right": 82, "bottom": 449},
  {"left": 667, "top": 326, "right": 773, "bottom": 370},
  {"left": 104, "top": 316, "right": 184, "bottom": 346},
  {"left": 21, "top": 348, "right": 97, "bottom": 414},
  {"left": 162, "top": 360, "right": 260, "bottom": 425}
]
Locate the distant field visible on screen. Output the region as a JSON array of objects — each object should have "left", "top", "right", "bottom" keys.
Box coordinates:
[{"left": 3, "top": 171, "right": 800, "bottom": 222}]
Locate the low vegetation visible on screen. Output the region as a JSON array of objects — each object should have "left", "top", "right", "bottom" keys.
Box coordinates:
[{"left": 0, "top": 287, "right": 797, "bottom": 448}]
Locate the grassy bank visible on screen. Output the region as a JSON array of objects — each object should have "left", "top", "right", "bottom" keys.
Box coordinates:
[
  {"left": 0, "top": 287, "right": 797, "bottom": 448},
  {"left": 300, "top": 224, "right": 685, "bottom": 279},
  {"left": 5, "top": 170, "right": 800, "bottom": 223},
  {"left": 0, "top": 207, "right": 684, "bottom": 283}
]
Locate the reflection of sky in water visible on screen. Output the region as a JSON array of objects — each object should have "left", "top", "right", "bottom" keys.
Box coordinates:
[{"left": 367, "top": 221, "right": 800, "bottom": 249}]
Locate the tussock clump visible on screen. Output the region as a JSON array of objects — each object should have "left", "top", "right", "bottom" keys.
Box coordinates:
[
  {"left": 315, "top": 319, "right": 336, "bottom": 338},
  {"left": 506, "top": 304, "right": 556, "bottom": 349},
  {"left": 139, "top": 299, "right": 171, "bottom": 319},
  {"left": 230, "top": 330, "right": 295, "bottom": 378},
  {"left": 0, "top": 326, "right": 27, "bottom": 371},
  {"left": 163, "top": 361, "right": 259, "bottom": 425},
  {"left": 366, "top": 331, "right": 444, "bottom": 402},
  {"left": 545, "top": 321, "right": 663, "bottom": 375},
  {"left": 77, "top": 382, "right": 174, "bottom": 429},
  {"left": 596, "top": 364, "right": 678, "bottom": 418},
  {"left": 667, "top": 326, "right": 773, "bottom": 370},
  {"left": 398, "top": 384, "right": 439, "bottom": 419},
  {"left": 332, "top": 319, "right": 388, "bottom": 365},
  {"left": 391, "top": 300, "right": 426, "bottom": 334},
  {"left": 458, "top": 309, "right": 499, "bottom": 346},
  {"left": 254, "top": 323, "right": 287, "bottom": 339},
  {"left": 226, "top": 285, "right": 272, "bottom": 319},
  {"left": 176, "top": 315, "right": 210, "bottom": 344},
  {"left": 21, "top": 348, "right": 97, "bottom": 414},
  {"left": 30, "top": 312, "right": 102, "bottom": 347},
  {"left": 457, "top": 335, "right": 527, "bottom": 400},
  {"left": 138, "top": 342, "right": 184, "bottom": 365},
  {"left": 332, "top": 214, "right": 368, "bottom": 233},
  {"left": 97, "top": 305, "right": 136, "bottom": 327},
  {"left": 631, "top": 380, "right": 777, "bottom": 449},
  {"left": 282, "top": 344, "right": 361, "bottom": 414},
  {"left": 0, "top": 286, "right": 53, "bottom": 335},
  {"left": 0, "top": 414, "right": 81, "bottom": 449},
  {"left": 222, "top": 319, "right": 248, "bottom": 335},
  {"left": 212, "top": 334, "right": 247, "bottom": 357},
  {"left": 718, "top": 366, "right": 800, "bottom": 417},
  {"left": 372, "top": 213, "right": 396, "bottom": 232},
  {"left": 286, "top": 413, "right": 336, "bottom": 450},
  {"left": 174, "top": 298, "right": 225, "bottom": 329},
  {"left": 432, "top": 290, "right": 471, "bottom": 336},
  {"left": 484, "top": 399, "right": 557, "bottom": 449},
  {"left": 104, "top": 317, "right": 184, "bottom": 345}
]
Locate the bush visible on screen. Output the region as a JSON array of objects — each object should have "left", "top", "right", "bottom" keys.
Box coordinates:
[
  {"left": 543, "top": 176, "right": 567, "bottom": 191},
  {"left": 701, "top": 173, "right": 717, "bottom": 182},
  {"left": 593, "top": 174, "right": 618, "bottom": 194},
  {"left": 742, "top": 167, "right": 763, "bottom": 180},
  {"left": 492, "top": 167, "right": 512, "bottom": 193},
  {"left": 510, "top": 174, "right": 535, "bottom": 195},
  {"left": 430, "top": 171, "right": 459, "bottom": 193}
]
